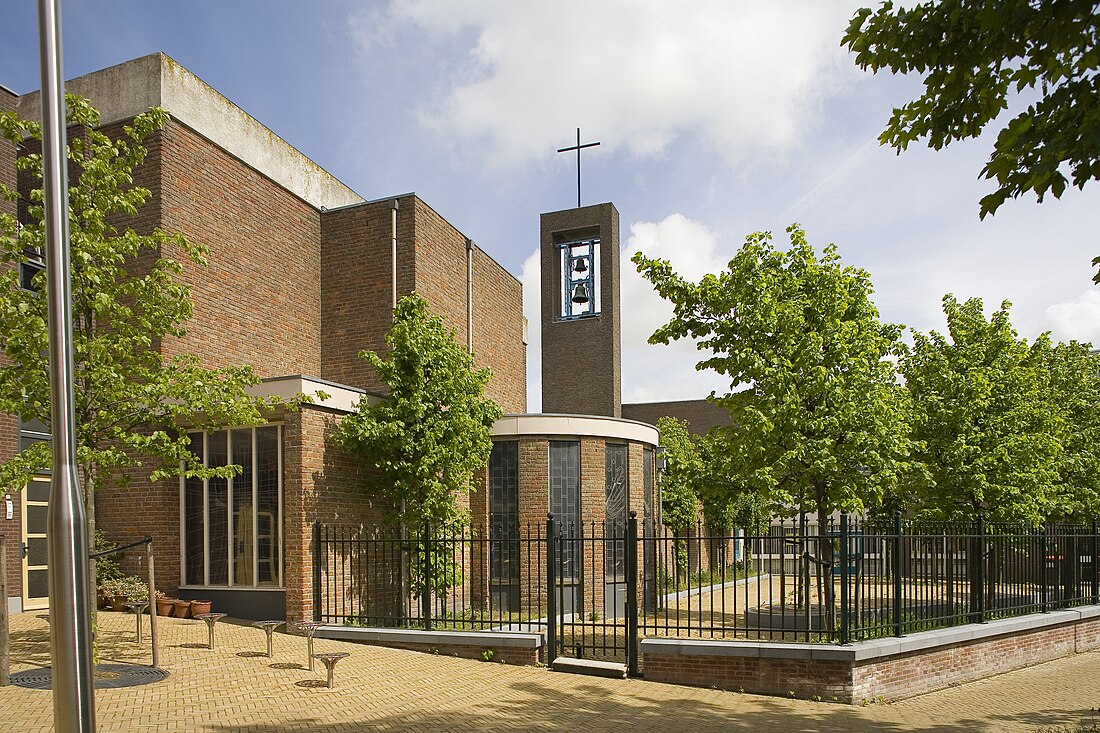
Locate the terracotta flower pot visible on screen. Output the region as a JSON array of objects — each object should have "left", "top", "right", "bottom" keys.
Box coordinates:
[
  {"left": 156, "top": 597, "right": 175, "bottom": 616},
  {"left": 109, "top": 594, "right": 129, "bottom": 612},
  {"left": 173, "top": 599, "right": 192, "bottom": 619},
  {"left": 190, "top": 600, "right": 213, "bottom": 616}
]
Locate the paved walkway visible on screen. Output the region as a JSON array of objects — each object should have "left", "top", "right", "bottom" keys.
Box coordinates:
[{"left": 2, "top": 609, "right": 1098, "bottom": 732}]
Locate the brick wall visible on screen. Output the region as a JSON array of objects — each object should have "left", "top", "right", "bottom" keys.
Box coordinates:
[
  {"left": 320, "top": 197, "right": 414, "bottom": 392},
  {"left": 0, "top": 84, "right": 18, "bottom": 603},
  {"left": 471, "top": 247, "right": 526, "bottom": 413},
  {"left": 156, "top": 118, "right": 322, "bottom": 376},
  {"left": 642, "top": 609, "right": 1100, "bottom": 704},
  {"left": 283, "top": 405, "right": 390, "bottom": 625},
  {"left": 621, "top": 399, "right": 732, "bottom": 436},
  {"left": 541, "top": 204, "right": 620, "bottom": 417}
]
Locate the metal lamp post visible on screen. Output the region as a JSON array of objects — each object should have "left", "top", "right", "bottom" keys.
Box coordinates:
[{"left": 38, "top": 0, "right": 97, "bottom": 729}]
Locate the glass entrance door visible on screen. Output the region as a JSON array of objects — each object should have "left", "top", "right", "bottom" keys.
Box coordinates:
[{"left": 22, "top": 477, "right": 50, "bottom": 610}]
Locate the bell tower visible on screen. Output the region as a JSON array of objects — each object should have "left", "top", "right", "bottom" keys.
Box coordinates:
[{"left": 540, "top": 203, "right": 621, "bottom": 417}]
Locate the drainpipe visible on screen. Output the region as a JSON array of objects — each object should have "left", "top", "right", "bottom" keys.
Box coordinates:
[
  {"left": 391, "top": 199, "right": 399, "bottom": 315},
  {"left": 466, "top": 238, "right": 474, "bottom": 355}
]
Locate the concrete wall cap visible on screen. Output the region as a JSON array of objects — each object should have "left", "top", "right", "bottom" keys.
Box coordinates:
[
  {"left": 316, "top": 625, "right": 543, "bottom": 648},
  {"left": 493, "top": 413, "right": 658, "bottom": 445}
]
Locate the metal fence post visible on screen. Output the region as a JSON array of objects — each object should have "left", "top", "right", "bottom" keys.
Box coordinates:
[
  {"left": 312, "top": 521, "right": 322, "bottom": 623},
  {"left": 976, "top": 515, "right": 986, "bottom": 623},
  {"left": 146, "top": 540, "right": 159, "bottom": 669},
  {"left": 839, "top": 511, "right": 850, "bottom": 645},
  {"left": 626, "top": 511, "right": 639, "bottom": 676},
  {"left": 1086, "top": 519, "right": 1095, "bottom": 603},
  {"left": 421, "top": 521, "right": 432, "bottom": 631},
  {"left": 893, "top": 511, "right": 903, "bottom": 637},
  {"left": 1, "top": 533, "right": 8, "bottom": 686},
  {"left": 546, "top": 513, "right": 557, "bottom": 665},
  {"left": 1040, "top": 523, "right": 1049, "bottom": 613}
]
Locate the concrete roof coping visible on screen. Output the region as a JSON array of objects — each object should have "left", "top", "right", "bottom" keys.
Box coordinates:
[
  {"left": 493, "top": 413, "right": 659, "bottom": 444},
  {"left": 15, "top": 52, "right": 364, "bottom": 211}
]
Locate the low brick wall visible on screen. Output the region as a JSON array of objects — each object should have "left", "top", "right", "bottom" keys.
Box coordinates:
[
  {"left": 314, "top": 626, "right": 543, "bottom": 666},
  {"left": 642, "top": 605, "right": 1100, "bottom": 704}
]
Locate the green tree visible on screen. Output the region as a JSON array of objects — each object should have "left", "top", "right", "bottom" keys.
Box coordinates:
[
  {"left": 655, "top": 416, "right": 701, "bottom": 575},
  {"left": 900, "top": 296, "right": 1061, "bottom": 524},
  {"left": 655, "top": 416, "right": 701, "bottom": 532},
  {"left": 0, "top": 97, "right": 289, "bottom": 525},
  {"left": 1040, "top": 341, "right": 1100, "bottom": 519},
  {"left": 636, "top": 225, "right": 913, "bottom": 616},
  {"left": 843, "top": 1, "right": 1099, "bottom": 221},
  {"left": 335, "top": 293, "right": 502, "bottom": 532},
  {"left": 696, "top": 429, "right": 769, "bottom": 537}
]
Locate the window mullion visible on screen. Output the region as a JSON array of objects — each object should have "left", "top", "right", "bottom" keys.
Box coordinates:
[{"left": 252, "top": 427, "right": 259, "bottom": 587}]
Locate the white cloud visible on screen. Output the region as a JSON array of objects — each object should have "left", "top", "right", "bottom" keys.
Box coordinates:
[
  {"left": 350, "top": 1, "right": 858, "bottom": 166},
  {"left": 1042, "top": 290, "right": 1100, "bottom": 347},
  {"left": 621, "top": 215, "right": 732, "bottom": 403}
]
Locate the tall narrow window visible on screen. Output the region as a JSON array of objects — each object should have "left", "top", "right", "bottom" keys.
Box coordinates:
[
  {"left": 181, "top": 425, "right": 283, "bottom": 588},
  {"left": 604, "top": 443, "right": 628, "bottom": 581},
  {"left": 488, "top": 441, "right": 519, "bottom": 582},
  {"left": 549, "top": 441, "right": 580, "bottom": 578}
]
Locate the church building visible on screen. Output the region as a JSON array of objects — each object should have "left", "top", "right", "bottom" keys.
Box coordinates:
[{"left": 0, "top": 53, "right": 720, "bottom": 623}]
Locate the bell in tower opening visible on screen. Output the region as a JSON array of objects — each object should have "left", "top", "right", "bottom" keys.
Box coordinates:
[{"left": 559, "top": 238, "right": 600, "bottom": 319}]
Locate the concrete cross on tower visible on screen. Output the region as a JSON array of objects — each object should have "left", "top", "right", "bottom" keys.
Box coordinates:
[{"left": 557, "top": 128, "right": 601, "bottom": 208}]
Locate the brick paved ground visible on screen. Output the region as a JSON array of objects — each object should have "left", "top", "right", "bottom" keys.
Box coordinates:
[{"left": 1, "top": 609, "right": 1098, "bottom": 732}]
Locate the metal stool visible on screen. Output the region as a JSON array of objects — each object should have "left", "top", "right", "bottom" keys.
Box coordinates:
[
  {"left": 124, "top": 602, "right": 149, "bottom": 644},
  {"left": 195, "top": 612, "right": 227, "bottom": 650},
  {"left": 294, "top": 621, "right": 323, "bottom": 671},
  {"left": 253, "top": 620, "right": 284, "bottom": 658},
  {"left": 312, "top": 651, "right": 349, "bottom": 688}
]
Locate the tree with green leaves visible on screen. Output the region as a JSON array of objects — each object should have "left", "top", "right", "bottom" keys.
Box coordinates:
[
  {"left": 0, "top": 97, "right": 289, "bottom": 532},
  {"left": 655, "top": 416, "right": 702, "bottom": 574},
  {"left": 335, "top": 293, "right": 502, "bottom": 532},
  {"left": 654, "top": 416, "right": 701, "bottom": 533},
  {"left": 636, "top": 225, "right": 913, "bottom": 617},
  {"left": 900, "top": 295, "right": 1062, "bottom": 524},
  {"left": 1039, "top": 341, "right": 1100, "bottom": 519},
  {"left": 843, "top": 1, "right": 1099, "bottom": 222},
  {"left": 696, "top": 429, "right": 769, "bottom": 537}
]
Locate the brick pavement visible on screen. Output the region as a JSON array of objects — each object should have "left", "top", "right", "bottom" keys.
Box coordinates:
[{"left": 1, "top": 609, "right": 1098, "bottom": 732}]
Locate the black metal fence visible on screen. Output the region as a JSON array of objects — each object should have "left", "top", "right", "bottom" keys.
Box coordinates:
[{"left": 313, "top": 514, "right": 1100, "bottom": 669}]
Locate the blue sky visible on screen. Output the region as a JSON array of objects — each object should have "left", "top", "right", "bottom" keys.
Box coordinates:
[{"left": 2, "top": 1, "right": 1097, "bottom": 411}]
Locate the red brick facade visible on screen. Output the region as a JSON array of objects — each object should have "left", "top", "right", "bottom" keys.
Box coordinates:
[{"left": 0, "top": 65, "right": 526, "bottom": 617}]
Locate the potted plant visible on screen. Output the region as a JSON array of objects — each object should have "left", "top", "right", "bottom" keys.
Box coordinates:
[
  {"left": 173, "top": 598, "right": 192, "bottom": 619},
  {"left": 190, "top": 599, "right": 213, "bottom": 616},
  {"left": 155, "top": 591, "right": 175, "bottom": 617},
  {"left": 98, "top": 577, "right": 128, "bottom": 612}
]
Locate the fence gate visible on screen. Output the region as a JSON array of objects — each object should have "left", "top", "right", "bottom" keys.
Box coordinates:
[{"left": 545, "top": 513, "right": 639, "bottom": 674}]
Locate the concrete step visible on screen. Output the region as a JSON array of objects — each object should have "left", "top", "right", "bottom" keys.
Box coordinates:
[{"left": 551, "top": 657, "right": 627, "bottom": 679}]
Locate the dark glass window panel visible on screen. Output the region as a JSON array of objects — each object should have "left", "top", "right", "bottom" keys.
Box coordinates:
[
  {"left": 27, "top": 504, "right": 48, "bottom": 535},
  {"left": 604, "top": 444, "right": 628, "bottom": 580},
  {"left": 27, "top": 569, "right": 48, "bottom": 598},
  {"left": 256, "top": 426, "right": 280, "bottom": 586},
  {"left": 643, "top": 447, "right": 654, "bottom": 523},
  {"left": 549, "top": 441, "right": 580, "bottom": 578},
  {"left": 184, "top": 433, "right": 204, "bottom": 586},
  {"left": 231, "top": 429, "right": 254, "bottom": 586},
  {"left": 206, "top": 431, "right": 229, "bottom": 585},
  {"left": 488, "top": 441, "right": 519, "bottom": 582},
  {"left": 27, "top": 537, "right": 48, "bottom": 565},
  {"left": 20, "top": 261, "right": 44, "bottom": 292},
  {"left": 26, "top": 480, "right": 51, "bottom": 503}
]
